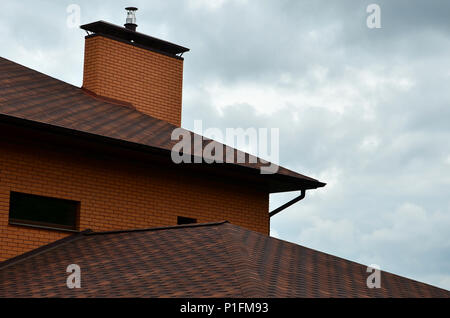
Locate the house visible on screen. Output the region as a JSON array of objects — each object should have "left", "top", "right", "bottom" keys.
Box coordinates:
[{"left": 0, "top": 9, "right": 448, "bottom": 297}]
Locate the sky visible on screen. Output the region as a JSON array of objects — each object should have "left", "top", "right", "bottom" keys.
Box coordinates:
[{"left": 1, "top": 0, "right": 449, "bottom": 290}]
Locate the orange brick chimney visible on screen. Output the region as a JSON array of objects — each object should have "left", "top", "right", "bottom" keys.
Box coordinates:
[{"left": 80, "top": 8, "right": 189, "bottom": 126}]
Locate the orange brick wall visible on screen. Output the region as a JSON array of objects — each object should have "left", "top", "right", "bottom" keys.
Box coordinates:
[
  {"left": 82, "top": 35, "right": 183, "bottom": 126},
  {"left": 0, "top": 139, "right": 269, "bottom": 261}
]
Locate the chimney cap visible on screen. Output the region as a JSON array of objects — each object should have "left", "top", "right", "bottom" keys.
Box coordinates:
[
  {"left": 80, "top": 21, "right": 190, "bottom": 57},
  {"left": 124, "top": 7, "right": 138, "bottom": 31}
]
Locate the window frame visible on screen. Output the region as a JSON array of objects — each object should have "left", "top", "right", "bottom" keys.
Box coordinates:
[
  {"left": 177, "top": 216, "right": 197, "bottom": 225},
  {"left": 8, "top": 192, "right": 80, "bottom": 233}
]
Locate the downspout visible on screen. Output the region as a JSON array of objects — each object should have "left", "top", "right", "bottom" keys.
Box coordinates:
[{"left": 269, "top": 189, "right": 306, "bottom": 218}]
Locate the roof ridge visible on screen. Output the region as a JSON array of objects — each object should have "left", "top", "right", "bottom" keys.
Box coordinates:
[
  {"left": 0, "top": 229, "right": 92, "bottom": 271},
  {"left": 218, "top": 223, "right": 268, "bottom": 297},
  {"left": 0, "top": 222, "right": 229, "bottom": 271},
  {"left": 85, "top": 221, "right": 229, "bottom": 236}
]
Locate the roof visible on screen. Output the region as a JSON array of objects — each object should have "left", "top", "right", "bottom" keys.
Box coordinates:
[
  {"left": 0, "top": 222, "right": 448, "bottom": 298},
  {"left": 80, "top": 21, "right": 190, "bottom": 57},
  {"left": 0, "top": 56, "right": 325, "bottom": 192}
]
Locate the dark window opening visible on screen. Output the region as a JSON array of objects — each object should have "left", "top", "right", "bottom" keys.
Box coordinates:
[
  {"left": 177, "top": 216, "right": 197, "bottom": 225},
  {"left": 9, "top": 192, "right": 79, "bottom": 232}
]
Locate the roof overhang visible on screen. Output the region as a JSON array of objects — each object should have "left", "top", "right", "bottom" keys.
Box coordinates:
[{"left": 0, "top": 113, "right": 325, "bottom": 193}]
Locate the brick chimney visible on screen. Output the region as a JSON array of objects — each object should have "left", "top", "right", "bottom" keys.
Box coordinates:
[{"left": 80, "top": 9, "right": 189, "bottom": 126}]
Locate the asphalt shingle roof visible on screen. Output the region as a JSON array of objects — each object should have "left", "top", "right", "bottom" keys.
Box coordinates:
[
  {"left": 0, "top": 222, "right": 448, "bottom": 298},
  {"left": 0, "top": 56, "right": 325, "bottom": 192}
]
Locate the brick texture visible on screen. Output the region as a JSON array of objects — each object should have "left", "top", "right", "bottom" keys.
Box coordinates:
[
  {"left": 82, "top": 35, "right": 184, "bottom": 126},
  {"left": 0, "top": 137, "right": 269, "bottom": 261}
]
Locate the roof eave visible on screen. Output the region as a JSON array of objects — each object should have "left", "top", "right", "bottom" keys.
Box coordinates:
[{"left": 0, "top": 113, "right": 324, "bottom": 193}]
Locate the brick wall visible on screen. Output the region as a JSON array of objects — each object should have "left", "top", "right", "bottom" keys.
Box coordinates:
[
  {"left": 0, "top": 138, "right": 269, "bottom": 261},
  {"left": 82, "top": 35, "right": 183, "bottom": 126}
]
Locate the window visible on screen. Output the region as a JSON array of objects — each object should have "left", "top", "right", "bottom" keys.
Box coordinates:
[
  {"left": 177, "top": 216, "right": 197, "bottom": 225},
  {"left": 9, "top": 192, "right": 79, "bottom": 232}
]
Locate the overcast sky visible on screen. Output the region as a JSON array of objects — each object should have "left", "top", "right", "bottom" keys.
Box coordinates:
[{"left": 1, "top": 0, "right": 449, "bottom": 290}]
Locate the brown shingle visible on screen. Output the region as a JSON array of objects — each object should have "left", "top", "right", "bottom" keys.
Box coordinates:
[
  {"left": 0, "top": 56, "right": 325, "bottom": 192},
  {"left": 0, "top": 222, "right": 448, "bottom": 298}
]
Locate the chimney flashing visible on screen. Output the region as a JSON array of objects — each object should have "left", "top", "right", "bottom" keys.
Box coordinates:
[{"left": 80, "top": 20, "right": 189, "bottom": 57}]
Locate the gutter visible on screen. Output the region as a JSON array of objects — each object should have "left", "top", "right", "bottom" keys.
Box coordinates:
[{"left": 269, "top": 189, "right": 306, "bottom": 218}]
